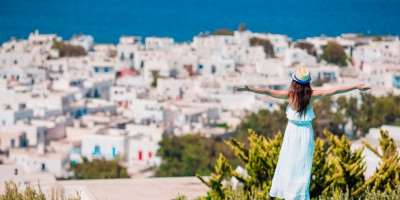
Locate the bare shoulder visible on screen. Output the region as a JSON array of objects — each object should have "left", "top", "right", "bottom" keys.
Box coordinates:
[
  {"left": 311, "top": 90, "right": 325, "bottom": 99},
  {"left": 312, "top": 89, "right": 325, "bottom": 96}
]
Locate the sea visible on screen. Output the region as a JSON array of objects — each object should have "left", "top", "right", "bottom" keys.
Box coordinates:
[{"left": 0, "top": 0, "right": 399, "bottom": 44}]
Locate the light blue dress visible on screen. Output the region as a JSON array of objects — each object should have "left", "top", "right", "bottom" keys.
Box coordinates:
[{"left": 269, "top": 104, "right": 315, "bottom": 200}]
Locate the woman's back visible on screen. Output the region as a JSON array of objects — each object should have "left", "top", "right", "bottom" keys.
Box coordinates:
[{"left": 286, "top": 103, "right": 315, "bottom": 122}]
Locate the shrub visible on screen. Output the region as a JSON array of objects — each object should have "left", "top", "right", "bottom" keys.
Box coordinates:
[
  {"left": 294, "top": 41, "right": 317, "bottom": 56},
  {"left": 213, "top": 29, "right": 234, "bottom": 36},
  {"left": 0, "top": 181, "right": 81, "bottom": 200},
  {"left": 321, "top": 41, "right": 347, "bottom": 66},
  {"left": 69, "top": 157, "right": 129, "bottom": 179},
  {"left": 52, "top": 41, "right": 87, "bottom": 57},
  {"left": 196, "top": 128, "right": 400, "bottom": 199},
  {"left": 249, "top": 37, "right": 274, "bottom": 58}
]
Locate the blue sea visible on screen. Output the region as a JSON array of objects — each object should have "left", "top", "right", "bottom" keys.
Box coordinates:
[{"left": 0, "top": 0, "right": 399, "bottom": 43}]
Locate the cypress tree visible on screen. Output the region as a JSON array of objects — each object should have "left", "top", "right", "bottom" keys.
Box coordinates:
[
  {"left": 323, "top": 129, "right": 366, "bottom": 197},
  {"left": 196, "top": 153, "right": 232, "bottom": 200},
  {"left": 354, "top": 128, "right": 400, "bottom": 195},
  {"left": 310, "top": 138, "right": 329, "bottom": 197},
  {"left": 226, "top": 129, "right": 283, "bottom": 193}
]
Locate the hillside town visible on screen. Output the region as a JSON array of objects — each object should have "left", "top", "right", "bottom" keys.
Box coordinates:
[{"left": 0, "top": 29, "right": 399, "bottom": 199}]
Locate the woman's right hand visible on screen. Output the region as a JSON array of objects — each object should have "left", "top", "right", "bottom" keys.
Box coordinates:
[{"left": 234, "top": 85, "right": 250, "bottom": 92}]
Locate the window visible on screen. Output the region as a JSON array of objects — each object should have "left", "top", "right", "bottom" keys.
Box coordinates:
[
  {"left": 94, "top": 67, "right": 99, "bottom": 73},
  {"left": 92, "top": 145, "right": 101, "bottom": 156},
  {"left": 14, "top": 169, "right": 18, "bottom": 175},
  {"left": 211, "top": 65, "right": 216, "bottom": 74},
  {"left": 138, "top": 151, "right": 143, "bottom": 161},
  {"left": 41, "top": 163, "right": 46, "bottom": 171},
  {"left": 148, "top": 152, "right": 152, "bottom": 158},
  {"left": 11, "top": 139, "right": 15, "bottom": 148},
  {"left": 71, "top": 160, "right": 77, "bottom": 166},
  {"left": 112, "top": 147, "right": 117, "bottom": 157},
  {"left": 140, "top": 61, "right": 144, "bottom": 68},
  {"left": 129, "top": 53, "right": 134, "bottom": 60}
]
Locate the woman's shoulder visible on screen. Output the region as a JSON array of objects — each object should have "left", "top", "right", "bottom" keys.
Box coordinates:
[{"left": 287, "top": 99, "right": 314, "bottom": 110}]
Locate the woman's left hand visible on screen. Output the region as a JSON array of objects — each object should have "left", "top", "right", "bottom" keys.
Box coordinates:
[{"left": 356, "top": 84, "right": 371, "bottom": 91}]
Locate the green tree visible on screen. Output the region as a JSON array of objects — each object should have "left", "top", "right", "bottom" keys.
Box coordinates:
[
  {"left": 354, "top": 128, "right": 400, "bottom": 195},
  {"left": 151, "top": 75, "right": 158, "bottom": 87},
  {"left": 213, "top": 29, "right": 234, "bottom": 36},
  {"left": 372, "top": 36, "right": 382, "bottom": 41},
  {"left": 196, "top": 128, "right": 400, "bottom": 199},
  {"left": 70, "top": 157, "right": 129, "bottom": 179},
  {"left": 156, "top": 134, "right": 238, "bottom": 177},
  {"left": 356, "top": 93, "right": 400, "bottom": 135},
  {"left": 312, "top": 98, "right": 342, "bottom": 137},
  {"left": 310, "top": 138, "right": 329, "bottom": 198},
  {"left": 294, "top": 41, "right": 317, "bottom": 56},
  {"left": 323, "top": 129, "right": 366, "bottom": 197},
  {"left": 52, "top": 41, "right": 87, "bottom": 57},
  {"left": 336, "top": 96, "right": 359, "bottom": 137},
  {"left": 196, "top": 154, "right": 232, "bottom": 200},
  {"left": 227, "top": 129, "right": 282, "bottom": 193},
  {"left": 236, "top": 104, "right": 286, "bottom": 141},
  {"left": 238, "top": 23, "right": 247, "bottom": 32},
  {"left": 249, "top": 37, "right": 275, "bottom": 57},
  {"left": 197, "top": 129, "right": 282, "bottom": 199},
  {"left": 321, "top": 41, "right": 347, "bottom": 66}
]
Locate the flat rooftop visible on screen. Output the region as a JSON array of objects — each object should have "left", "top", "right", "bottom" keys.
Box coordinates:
[{"left": 58, "top": 177, "right": 208, "bottom": 200}]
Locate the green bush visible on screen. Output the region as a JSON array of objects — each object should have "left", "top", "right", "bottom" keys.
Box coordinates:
[
  {"left": 156, "top": 134, "right": 239, "bottom": 177},
  {"left": 213, "top": 29, "right": 234, "bottom": 36},
  {"left": 196, "top": 128, "right": 400, "bottom": 199},
  {"left": 321, "top": 41, "right": 347, "bottom": 67},
  {"left": 69, "top": 157, "right": 129, "bottom": 179},
  {"left": 52, "top": 41, "right": 87, "bottom": 57},
  {"left": 249, "top": 37, "right": 274, "bottom": 58},
  {"left": 294, "top": 41, "right": 317, "bottom": 56},
  {"left": 0, "top": 181, "right": 81, "bottom": 200}
]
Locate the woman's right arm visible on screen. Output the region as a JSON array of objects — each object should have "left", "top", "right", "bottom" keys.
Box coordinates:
[
  {"left": 234, "top": 85, "right": 289, "bottom": 99},
  {"left": 312, "top": 84, "right": 370, "bottom": 99}
]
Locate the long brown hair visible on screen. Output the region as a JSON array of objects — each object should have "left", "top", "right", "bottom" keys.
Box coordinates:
[{"left": 289, "top": 80, "right": 313, "bottom": 117}]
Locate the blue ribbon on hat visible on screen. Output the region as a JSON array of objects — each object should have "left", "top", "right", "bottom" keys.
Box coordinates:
[{"left": 293, "top": 73, "right": 311, "bottom": 83}]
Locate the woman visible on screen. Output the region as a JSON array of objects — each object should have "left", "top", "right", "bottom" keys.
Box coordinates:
[{"left": 235, "top": 66, "right": 370, "bottom": 199}]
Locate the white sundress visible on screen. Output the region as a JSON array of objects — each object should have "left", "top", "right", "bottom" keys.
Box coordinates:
[{"left": 269, "top": 104, "right": 315, "bottom": 200}]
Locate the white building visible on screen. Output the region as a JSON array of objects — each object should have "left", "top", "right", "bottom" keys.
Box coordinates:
[
  {"left": 145, "top": 37, "right": 174, "bottom": 50},
  {"left": 69, "top": 34, "right": 94, "bottom": 52},
  {"left": 0, "top": 131, "right": 27, "bottom": 152},
  {"left": 284, "top": 48, "right": 317, "bottom": 66},
  {"left": 9, "top": 147, "right": 70, "bottom": 178},
  {"left": 81, "top": 129, "right": 129, "bottom": 160},
  {"left": 117, "top": 36, "right": 142, "bottom": 66},
  {"left": 253, "top": 33, "right": 291, "bottom": 58},
  {"left": 0, "top": 103, "right": 34, "bottom": 127},
  {"left": 352, "top": 37, "right": 400, "bottom": 67}
]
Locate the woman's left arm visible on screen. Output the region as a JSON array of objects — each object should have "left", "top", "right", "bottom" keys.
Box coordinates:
[
  {"left": 312, "top": 84, "right": 370, "bottom": 99},
  {"left": 235, "top": 86, "right": 289, "bottom": 99}
]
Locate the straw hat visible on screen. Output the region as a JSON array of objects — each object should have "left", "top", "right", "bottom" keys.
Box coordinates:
[{"left": 292, "top": 66, "right": 312, "bottom": 83}]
